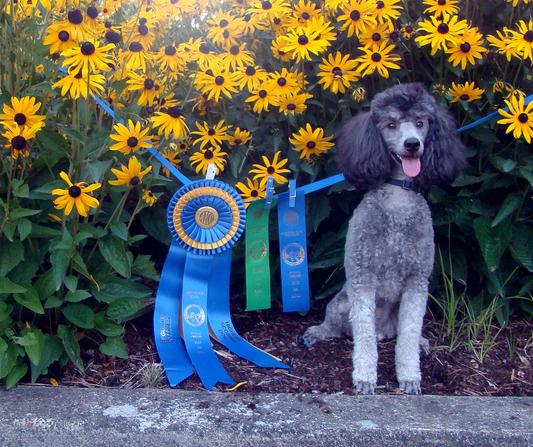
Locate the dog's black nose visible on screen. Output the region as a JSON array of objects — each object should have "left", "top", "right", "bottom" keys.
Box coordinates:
[{"left": 404, "top": 138, "right": 420, "bottom": 153}]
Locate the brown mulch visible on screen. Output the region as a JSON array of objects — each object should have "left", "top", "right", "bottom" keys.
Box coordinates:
[{"left": 59, "top": 300, "right": 533, "bottom": 396}]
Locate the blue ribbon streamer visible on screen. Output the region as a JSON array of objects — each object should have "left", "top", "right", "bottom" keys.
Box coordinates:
[
  {"left": 277, "top": 191, "right": 310, "bottom": 313},
  {"left": 181, "top": 251, "right": 235, "bottom": 389},
  {"left": 153, "top": 241, "right": 194, "bottom": 387},
  {"left": 208, "top": 249, "right": 290, "bottom": 369}
]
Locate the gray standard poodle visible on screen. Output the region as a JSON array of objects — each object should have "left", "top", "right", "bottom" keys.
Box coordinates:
[{"left": 302, "top": 83, "right": 466, "bottom": 395}]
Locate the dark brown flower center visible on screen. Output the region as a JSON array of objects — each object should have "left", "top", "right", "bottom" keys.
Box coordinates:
[
  {"left": 230, "top": 45, "right": 240, "bottom": 55},
  {"left": 306, "top": 141, "right": 316, "bottom": 149},
  {"left": 129, "top": 41, "right": 143, "bottom": 52},
  {"left": 460, "top": 42, "right": 471, "bottom": 52},
  {"left": 68, "top": 185, "right": 81, "bottom": 197},
  {"left": 223, "top": 29, "right": 230, "bottom": 38},
  {"left": 460, "top": 94, "right": 469, "bottom": 101},
  {"left": 332, "top": 66, "right": 342, "bottom": 76},
  {"left": 258, "top": 89, "right": 267, "bottom": 98},
  {"left": 58, "top": 30, "right": 70, "bottom": 41},
  {"left": 273, "top": 17, "right": 281, "bottom": 24},
  {"left": 105, "top": 30, "right": 121, "bottom": 44},
  {"left": 219, "top": 19, "right": 228, "bottom": 27},
  {"left": 390, "top": 31, "right": 400, "bottom": 41},
  {"left": 165, "top": 45, "right": 176, "bottom": 56},
  {"left": 205, "top": 69, "right": 214, "bottom": 76},
  {"left": 298, "top": 35, "right": 308, "bottom": 45},
  {"left": 138, "top": 24, "right": 149, "bottom": 35},
  {"left": 251, "top": 189, "right": 259, "bottom": 197},
  {"left": 86, "top": 6, "right": 98, "bottom": 18},
  {"left": 68, "top": 9, "right": 83, "bottom": 25},
  {"left": 301, "top": 12, "right": 310, "bottom": 20},
  {"left": 372, "top": 32, "right": 381, "bottom": 41},
  {"left": 204, "top": 149, "right": 214, "bottom": 159},
  {"left": 287, "top": 103, "right": 296, "bottom": 110},
  {"left": 215, "top": 75, "right": 224, "bottom": 85},
  {"left": 245, "top": 66, "right": 256, "bottom": 76},
  {"left": 127, "top": 137, "right": 138, "bottom": 147},
  {"left": 438, "top": 0, "right": 446, "bottom": 5},
  {"left": 166, "top": 106, "right": 182, "bottom": 118},
  {"left": 376, "top": 0, "right": 384, "bottom": 8},
  {"left": 234, "top": 138, "right": 242, "bottom": 145},
  {"left": 405, "top": 25, "right": 413, "bottom": 33},
  {"left": 207, "top": 129, "right": 216, "bottom": 136},
  {"left": 261, "top": 1, "right": 272, "bottom": 10},
  {"left": 14, "top": 113, "right": 27, "bottom": 125},
  {"left": 199, "top": 43, "right": 210, "bottom": 54},
  {"left": 266, "top": 166, "right": 275, "bottom": 174},
  {"left": 277, "top": 77, "right": 287, "bottom": 86},
  {"left": 350, "top": 10, "right": 361, "bottom": 21},
  {"left": 144, "top": 79, "right": 154, "bottom": 89},
  {"left": 129, "top": 176, "right": 140, "bottom": 186},
  {"left": 371, "top": 52, "right": 382, "bottom": 62},
  {"left": 437, "top": 23, "right": 449, "bottom": 34},
  {"left": 518, "top": 113, "right": 529, "bottom": 123},
  {"left": 11, "top": 136, "right": 26, "bottom": 150},
  {"left": 80, "top": 41, "right": 95, "bottom": 55},
  {"left": 524, "top": 30, "right": 533, "bottom": 43}
]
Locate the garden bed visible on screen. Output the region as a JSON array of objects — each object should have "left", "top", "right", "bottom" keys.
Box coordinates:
[{"left": 58, "top": 300, "right": 533, "bottom": 396}]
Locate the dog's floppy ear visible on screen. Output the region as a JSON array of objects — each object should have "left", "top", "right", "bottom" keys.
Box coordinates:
[
  {"left": 337, "top": 111, "right": 392, "bottom": 190},
  {"left": 420, "top": 104, "right": 467, "bottom": 186}
]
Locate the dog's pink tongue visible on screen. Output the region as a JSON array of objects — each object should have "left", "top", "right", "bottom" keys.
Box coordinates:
[{"left": 401, "top": 157, "right": 421, "bottom": 178}]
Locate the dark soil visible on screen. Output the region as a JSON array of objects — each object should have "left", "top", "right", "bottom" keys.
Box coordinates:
[{"left": 60, "top": 300, "right": 533, "bottom": 396}]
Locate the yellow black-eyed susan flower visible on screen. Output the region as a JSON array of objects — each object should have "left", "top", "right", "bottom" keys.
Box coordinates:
[
  {"left": 280, "top": 26, "right": 330, "bottom": 62},
  {"left": 355, "top": 41, "right": 401, "bottom": 78},
  {"left": 119, "top": 41, "right": 152, "bottom": 72},
  {"left": 446, "top": 27, "right": 487, "bottom": 69},
  {"left": 289, "top": 0, "right": 321, "bottom": 27},
  {"left": 448, "top": 82, "right": 484, "bottom": 103},
  {"left": 207, "top": 12, "right": 244, "bottom": 47},
  {"left": 234, "top": 64, "right": 269, "bottom": 91},
  {"left": 221, "top": 43, "right": 255, "bottom": 71},
  {"left": 57, "top": 9, "right": 90, "bottom": 41},
  {"left": 51, "top": 171, "right": 101, "bottom": 217},
  {"left": 43, "top": 22, "right": 77, "bottom": 54},
  {"left": 415, "top": 13, "right": 468, "bottom": 55},
  {"left": 229, "top": 128, "right": 252, "bottom": 146},
  {"left": 317, "top": 52, "right": 359, "bottom": 94},
  {"left": 2, "top": 123, "right": 42, "bottom": 159},
  {"left": 151, "top": 106, "right": 189, "bottom": 139},
  {"left": 142, "top": 189, "right": 157, "bottom": 206},
  {"left": 249, "top": 151, "right": 290, "bottom": 185},
  {"left": 109, "top": 156, "right": 153, "bottom": 187},
  {"left": 271, "top": 36, "right": 293, "bottom": 62},
  {"left": 248, "top": 0, "right": 292, "bottom": 22},
  {"left": 272, "top": 92, "right": 312, "bottom": 115},
  {"left": 508, "top": 19, "right": 533, "bottom": 64},
  {"left": 0, "top": 96, "right": 46, "bottom": 131},
  {"left": 160, "top": 147, "right": 182, "bottom": 177},
  {"left": 374, "top": 0, "right": 402, "bottom": 25},
  {"left": 245, "top": 85, "right": 279, "bottom": 113},
  {"left": 289, "top": 123, "right": 335, "bottom": 161},
  {"left": 157, "top": 44, "right": 186, "bottom": 72},
  {"left": 422, "top": 0, "right": 459, "bottom": 16},
  {"left": 337, "top": 0, "right": 377, "bottom": 38},
  {"left": 189, "top": 146, "right": 228, "bottom": 175},
  {"left": 126, "top": 72, "right": 161, "bottom": 106},
  {"left": 52, "top": 69, "right": 106, "bottom": 99},
  {"left": 235, "top": 177, "right": 266, "bottom": 207},
  {"left": 194, "top": 67, "right": 240, "bottom": 102},
  {"left": 497, "top": 95, "right": 533, "bottom": 144},
  {"left": 61, "top": 39, "right": 115, "bottom": 77},
  {"left": 352, "top": 86, "right": 366, "bottom": 102},
  {"left": 360, "top": 22, "right": 394, "bottom": 49},
  {"left": 109, "top": 120, "right": 152, "bottom": 154},
  {"left": 487, "top": 29, "right": 518, "bottom": 61},
  {"left": 190, "top": 120, "right": 231, "bottom": 149}
]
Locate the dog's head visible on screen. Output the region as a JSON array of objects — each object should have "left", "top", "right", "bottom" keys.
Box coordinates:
[{"left": 337, "top": 83, "right": 466, "bottom": 190}]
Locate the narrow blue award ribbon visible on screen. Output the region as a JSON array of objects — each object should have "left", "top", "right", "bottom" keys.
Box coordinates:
[
  {"left": 208, "top": 249, "right": 289, "bottom": 369},
  {"left": 153, "top": 241, "right": 194, "bottom": 386},
  {"left": 277, "top": 189, "right": 310, "bottom": 313},
  {"left": 181, "top": 252, "right": 235, "bottom": 390}
]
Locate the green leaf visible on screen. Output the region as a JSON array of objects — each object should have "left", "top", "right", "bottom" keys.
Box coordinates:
[
  {"left": 30, "top": 335, "right": 63, "bottom": 383},
  {"left": 0, "top": 240, "right": 24, "bottom": 276},
  {"left": 432, "top": 197, "right": 473, "bottom": 226},
  {"left": 510, "top": 224, "right": 533, "bottom": 272},
  {"left": 140, "top": 208, "right": 171, "bottom": 245},
  {"left": 94, "top": 278, "right": 151, "bottom": 303},
  {"left": 473, "top": 217, "right": 512, "bottom": 272},
  {"left": 0, "top": 338, "right": 7, "bottom": 356},
  {"left": 44, "top": 296, "right": 63, "bottom": 309},
  {"left": 95, "top": 314, "right": 124, "bottom": 337},
  {"left": 29, "top": 223, "right": 62, "bottom": 239},
  {"left": 0, "top": 343, "right": 18, "bottom": 379},
  {"left": 13, "top": 285, "right": 45, "bottom": 314},
  {"left": 98, "top": 237, "right": 132, "bottom": 278},
  {"left": 110, "top": 222, "right": 129, "bottom": 241},
  {"left": 17, "top": 219, "right": 32, "bottom": 241},
  {"left": 491, "top": 156, "right": 516, "bottom": 173},
  {"left": 491, "top": 193, "right": 521, "bottom": 227},
  {"left": 11, "top": 179, "right": 29, "bottom": 198},
  {"left": 64, "top": 276, "right": 78, "bottom": 292},
  {"left": 50, "top": 249, "right": 72, "bottom": 291},
  {"left": 106, "top": 298, "right": 147, "bottom": 322},
  {"left": 61, "top": 303, "right": 95, "bottom": 329},
  {"left": 13, "top": 328, "right": 45, "bottom": 365},
  {"left": 132, "top": 255, "right": 159, "bottom": 281},
  {"left": 518, "top": 167, "right": 533, "bottom": 186},
  {"left": 5, "top": 363, "right": 28, "bottom": 389},
  {"left": 99, "top": 336, "right": 128, "bottom": 359},
  {"left": 87, "top": 159, "right": 113, "bottom": 183},
  {"left": 0, "top": 277, "right": 27, "bottom": 294},
  {"left": 309, "top": 194, "right": 331, "bottom": 232},
  {"left": 64, "top": 290, "right": 92, "bottom": 303},
  {"left": 35, "top": 270, "right": 57, "bottom": 300},
  {"left": 9, "top": 207, "right": 41, "bottom": 220},
  {"left": 57, "top": 325, "right": 84, "bottom": 373}
]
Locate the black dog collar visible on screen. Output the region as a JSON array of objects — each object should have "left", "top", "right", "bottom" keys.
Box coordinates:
[{"left": 386, "top": 178, "right": 422, "bottom": 193}]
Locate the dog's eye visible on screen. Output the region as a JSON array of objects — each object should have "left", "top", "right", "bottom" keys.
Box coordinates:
[
  {"left": 416, "top": 120, "right": 424, "bottom": 128},
  {"left": 387, "top": 122, "right": 396, "bottom": 129}
]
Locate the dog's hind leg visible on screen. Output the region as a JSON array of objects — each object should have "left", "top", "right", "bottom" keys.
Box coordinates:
[{"left": 301, "top": 286, "right": 351, "bottom": 347}]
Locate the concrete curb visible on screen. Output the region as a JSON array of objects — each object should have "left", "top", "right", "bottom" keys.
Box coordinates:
[{"left": 0, "top": 386, "right": 531, "bottom": 446}]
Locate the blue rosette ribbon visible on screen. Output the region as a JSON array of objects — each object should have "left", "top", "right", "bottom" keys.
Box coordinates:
[{"left": 154, "top": 179, "right": 288, "bottom": 390}]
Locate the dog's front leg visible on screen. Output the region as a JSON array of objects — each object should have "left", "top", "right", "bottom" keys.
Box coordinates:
[
  {"left": 349, "top": 284, "right": 377, "bottom": 395},
  {"left": 395, "top": 277, "right": 428, "bottom": 395}
]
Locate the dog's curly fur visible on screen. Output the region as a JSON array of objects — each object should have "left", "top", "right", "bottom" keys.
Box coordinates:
[{"left": 302, "top": 83, "right": 466, "bottom": 395}]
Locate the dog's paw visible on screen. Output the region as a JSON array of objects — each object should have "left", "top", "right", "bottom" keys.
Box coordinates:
[
  {"left": 354, "top": 381, "right": 376, "bottom": 395},
  {"left": 300, "top": 326, "right": 323, "bottom": 348},
  {"left": 419, "top": 337, "right": 430, "bottom": 358},
  {"left": 399, "top": 380, "right": 422, "bottom": 395}
]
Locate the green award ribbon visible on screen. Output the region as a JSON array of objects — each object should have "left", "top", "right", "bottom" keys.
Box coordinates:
[{"left": 245, "top": 200, "right": 274, "bottom": 310}]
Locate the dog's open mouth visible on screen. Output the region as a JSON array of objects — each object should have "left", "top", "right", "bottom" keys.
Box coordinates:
[{"left": 392, "top": 153, "right": 421, "bottom": 178}]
